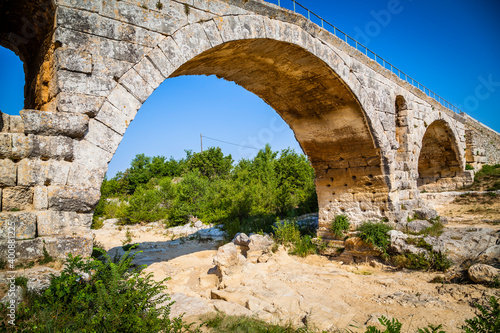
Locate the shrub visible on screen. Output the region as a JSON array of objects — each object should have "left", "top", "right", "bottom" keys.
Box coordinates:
[
  {"left": 272, "top": 220, "right": 301, "bottom": 246},
  {"left": 393, "top": 250, "right": 452, "bottom": 272},
  {"left": 330, "top": 214, "right": 350, "bottom": 238},
  {"left": 289, "top": 235, "right": 317, "bottom": 257},
  {"left": 358, "top": 221, "right": 393, "bottom": 253},
  {"left": 200, "top": 313, "right": 312, "bottom": 332},
  {"left": 461, "top": 296, "right": 500, "bottom": 332},
  {"left": 466, "top": 163, "right": 474, "bottom": 170},
  {"left": 0, "top": 249, "right": 190, "bottom": 332}
]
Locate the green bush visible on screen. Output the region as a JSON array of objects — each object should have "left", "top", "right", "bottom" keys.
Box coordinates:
[
  {"left": 201, "top": 313, "right": 312, "bottom": 333},
  {"left": 272, "top": 220, "right": 301, "bottom": 246},
  {"left": 330, "top": 214, "right": 350, "bottom": 238},
  {"left": 289, "top": 235, "right": 317, "bottom": 257},
  {"left": 358, "top": 221, "right": 393, "bottom": 253},
  {"left": 0, "top": 249, "right": 190, "bottom": 332},
  {"left": 393, "top": 250, "right": 452, "bottom": 272},
  {"left": 466, "top": 163, "right": 474, "bottom": 170},
  {"left": 461, "top": 296, "right": 500, "bottom": 332}
]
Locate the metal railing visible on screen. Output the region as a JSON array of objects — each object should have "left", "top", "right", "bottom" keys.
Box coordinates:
[{"left": 271, "top": 0, "right": 462, "bottom": 114}]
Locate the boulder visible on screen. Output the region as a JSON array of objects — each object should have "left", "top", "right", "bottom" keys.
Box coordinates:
[
  {"left": 413, "top": 208, "right": 439, "bottom": 221},
  {"left": 213, "top": 243, "right": 239, "bottom": 271},
  {"left": 247, "top": 234, "right": 274, "bottom": 263},
  {"left": 233, "top": 233, "right": 250, "bottom": 247},
  {"left": 406, "top": 220, "right": 432, "bottom": 233},
  {"left": 344, "top": 237, "right": 382, "bottom": 257},
  {"left": 388, "top": 230, "right": 424, "bottom": 255},
  {"left": 468, "top": 264, "right": 500, "bottom": 284}
]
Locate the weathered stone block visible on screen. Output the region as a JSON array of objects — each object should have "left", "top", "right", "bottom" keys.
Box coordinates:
[
  {"left": 0, "top": 212, "right": 37, "bottom": 240},
  {"left": 134, "top": 57, "right": 165, "bottom": 90},
  {"left": 0, "top": 238, "right": 44, "bottom": 261},
  {"left": 43, "top": 235, "right": 93, "bottom": 259},
  {"left": 9, "top": 116, "right": 24, "bottom": 133},
  {"left": 17, "top": 159, "right": 70, "bottom": 186},
  {"left": 11, "top": 134, "right": 36, "bottom": 159},
  {"left": 0, "top": 112, "right": 10, "bottom": 132},
  {"left": 57, "top": 70, "right": 117, "bottom": 98},
  {"left": 202, "top": 20, "right": 224, "bottom": 47},
  {"left": 0, "top": 133, "right": 11, "bottom": 158},
  {"left": 47, "top": 186, "right": 101, "bottom": 213},
  {"left": 172, "top": 23, "right": 212, "bottom": 61},
  {"left": 20, "top": 110, "right": 89, "bottom": 139},
  {"left": 56, "top": 92, "right": 105, "bottom": 116},
  {"left": 2, "top": 187, "right": 34, "bottom": 211},
  {"left": 103, "top": 84, "right": 142, "bottom": 134},
  {"left": 33, "top": 186, "right": 48, "bottom": 210},
  {"left": 0, "top": 159, "right": 17, "bottom": 187},
  {"left": 56, "top": 48, "right": 92, "bottom": 74},
  {"left": 119, "top": 68, "right": 154, "bottom": 103},
  {"left": 85, "top": 119, "right": 123, "bottom": 154},
  {"left": 147, "top": 48, "right": 176, "bottom": 79},
  {"left": 36, "top": 211, "right": 92, "bottom": 237},
  {"left": 34, "top": 136, "right": 74, "bottom": 161},
  {"left": 158, "top": 37, "right": 186, "bottom": 70}
]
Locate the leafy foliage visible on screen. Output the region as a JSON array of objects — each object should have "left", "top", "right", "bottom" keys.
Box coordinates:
[
  {"left": 392, "top": 250, "right": 452, "bottom": 272},
  {"left": 273, "top": 220, "right": 319, "bottom": 257},
  {"left": 200, "top": 313, "right": 312, "bottom": 333},
  {"left": 365, "top": 316, "right": 402, "bottom": 333},
  {"left": 0, "top": 249, "right": 190, "bottom": 332},
  {"left": 94, "top": 145, "right": 318, "bottom": 237},
  {"left": 461, "top": 296, "right": 500, "bottom": 333},
  {"left": 358, "top": 222, "right": 393, "bottom": 253},
  {"left": 330, "top": 214, "right": 350, "bottom": 238}
]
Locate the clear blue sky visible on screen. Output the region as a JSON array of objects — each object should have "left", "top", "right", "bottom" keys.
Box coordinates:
[{"left": 1, "top": 0, "right": 499, "bottom": 177}]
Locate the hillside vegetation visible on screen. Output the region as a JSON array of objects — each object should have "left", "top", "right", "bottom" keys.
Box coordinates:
[{"left": 93, "top": 145, "right": 318, "bottom": 238}]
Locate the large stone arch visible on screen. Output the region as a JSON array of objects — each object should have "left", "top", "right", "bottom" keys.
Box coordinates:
[{"left": 81, "top": 15, "right": 392, "bottom": 237}]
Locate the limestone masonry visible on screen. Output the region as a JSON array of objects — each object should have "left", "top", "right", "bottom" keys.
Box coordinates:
[{"left": 0, "top": 0, "right": 499, "bottom": 260}]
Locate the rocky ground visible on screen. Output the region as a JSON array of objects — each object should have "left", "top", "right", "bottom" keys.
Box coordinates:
[
  {"left": 87, "top": 213, "right": 500, "bottom": 333},
  {"left": 2, "top": 191, "right": 499, "bottom": 332}
]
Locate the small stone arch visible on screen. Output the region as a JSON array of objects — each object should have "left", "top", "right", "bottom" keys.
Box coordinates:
[{"left": 417, "top": 119, "right": 463, "bottom": 191}]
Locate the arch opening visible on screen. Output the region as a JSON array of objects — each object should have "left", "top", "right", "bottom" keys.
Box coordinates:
[
  {"left": 169, "top": 38, "right": 389, "bottom": 228},
  {"left": 417, "top": 120, "right": 462, "bottom": 191},
  {"left": 0, "top": 46, "right": 25, "bottom": 115},
  {"left": 395, "top": 95, "right": 408, "bottom": 155},
  {"left": 0, "top": 0, "right": 55, "bottom": 109}
]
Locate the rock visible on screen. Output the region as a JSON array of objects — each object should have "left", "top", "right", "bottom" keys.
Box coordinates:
[
  {"left": 212, "top": 299, "right": 253, "bottom": 317},
  {"left": 413, "top": 208, "right": 439, "bottom": 221},
  {"left": 0, "top": 212, "right": 37, "bottom": 240},
  {"left": 213, "top": 243, "right": 239, "bottom": 271},
  {"left": 406, "top": 220, "right": 432, "bottom": 233},
  {"left": 344, "top": 237, "right": 382, "bottom": 257},
  {"left": 477, "top": 245, "right": 500, "bottom": 266},
  {"left": 425, "top": 228, "right": 499, "bottom": 265},
  {"left": 194, "top": 220, "right": 203, "bottom": 228},
  {"left": 387, "top": 230, "right": 424, "bottom": 255},
  {"left": 168, "top": 293, "right": 215, "bottom": 318},
  {"left": 248, "top": 234, "right": 274, "bottom": 252},
  {"left": 247, "top": 234, "right": 274, "bottom": 263},
  {"left": 468, "top": 264, "right": 500, "bottom": 284},
  {"left": 233, "top": 233, "right": 250, "bottom": 246}
]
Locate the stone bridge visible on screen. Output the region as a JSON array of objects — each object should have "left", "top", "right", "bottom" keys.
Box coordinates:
[{"left": 1, "top": 0, "right": 500, "bottom": 260}]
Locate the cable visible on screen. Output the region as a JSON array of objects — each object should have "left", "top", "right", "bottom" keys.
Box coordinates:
[{"left": 202, "top": 135, "right": 260, "bottom": 150}]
